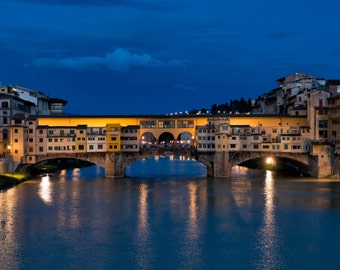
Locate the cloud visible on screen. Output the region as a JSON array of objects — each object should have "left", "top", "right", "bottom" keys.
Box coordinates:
[{"left": 30, "top": 48, "right": 190, "bottom": 72}]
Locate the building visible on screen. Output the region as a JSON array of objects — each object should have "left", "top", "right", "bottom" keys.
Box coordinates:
[{"left": 0, "top": 84, "right": 67, "bottom": 155}]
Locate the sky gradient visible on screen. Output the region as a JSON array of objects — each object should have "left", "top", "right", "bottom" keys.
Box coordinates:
[{"left": 1, "top": 0, "right": 339, "bottom": 115}]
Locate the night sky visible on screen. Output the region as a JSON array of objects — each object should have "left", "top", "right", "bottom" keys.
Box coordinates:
[{"left": 1, "top": 0, "right": 339, "bottom": 115}]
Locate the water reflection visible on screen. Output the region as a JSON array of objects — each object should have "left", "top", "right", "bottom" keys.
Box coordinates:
[
  {"left": 188, "top": 182, "right": 199, "bottom": 239},
  {"left": 0, "top": 188, "right": 20, "bottom": 270},
  {"left": 135, "top": 183, "right": 152, "bottom": 269},
  {"left": 38, "top": 175, "right": 53, "bottom": 205},
  {"left": 72, "top": 168, "right": 80, "bottom": 181},
  {"left": 255, "top": 170, "right": 283, "bottom": 269}
]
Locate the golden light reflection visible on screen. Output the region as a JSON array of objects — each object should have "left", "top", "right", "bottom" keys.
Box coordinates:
[
  {"left": 187, "top": 182, "right": 198, "bottom": 239},
  {"left": 59, "top": 169, "right": 67, "bottom": 182},
  {"left": 135, "top": 183, "right": 152, "bottom": 269},
  {"left": 256, "top": 170, "right": 282, "bottom": 269},
  {"left": 72, "top": 168, "right": 80, "bottom": 181},
  {"left": 231, "top": 179, "right": 252, "bottom": 208},
  {"left": 138, "top": 183, "right": 149, "bottom": 234},
  {"left": 38, "top": 175, "right": 53, "bottom": 205},
  {"left": 0, "top": 188, "right": 19, "bottom": 268}
]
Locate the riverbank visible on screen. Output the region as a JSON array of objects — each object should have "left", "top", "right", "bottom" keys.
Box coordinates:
[{"left": 0, "top": 173, "right": 30, "bottom": 191}]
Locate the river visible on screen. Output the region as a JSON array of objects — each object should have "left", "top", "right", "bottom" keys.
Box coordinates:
[{"left": 1, "top": 156, "right": 340, "bottom": 270}]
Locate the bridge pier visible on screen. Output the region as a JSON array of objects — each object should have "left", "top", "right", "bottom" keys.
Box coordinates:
[
  {"left": 213, "top": 152, "right": 232, "bottom": 177},
  {"left": 309, "top": 143, "right": 333, "bottom": 178},
  {"left": 198, "top": 152, "right": 232, "bottom": 178},
  {"left": 105, "top": 152, "right": 115, "bottom": 178}
]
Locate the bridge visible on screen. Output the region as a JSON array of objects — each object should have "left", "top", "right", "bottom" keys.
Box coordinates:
[
  {"left": 32, "top": 148, "right": 323, "bottom": 178},
  {"left": 197, "top": 151, "right": 319, "bottom": 177},
  {"left": 33, "top": 147, "right": 196, "bottom": 177},
  {"left": 9, "top": 114, "right": 334, "bottom": 178}
]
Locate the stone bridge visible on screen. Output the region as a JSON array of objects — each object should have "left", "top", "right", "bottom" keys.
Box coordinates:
[
  {"left": 198, "top": 151, "right": 321, "bottom": 178},
  {"left": 34, "top": 148, "right": 196, "bottom": 177},
  {"left": 33, "top": 148, "right": 328, "bottom": 178}
]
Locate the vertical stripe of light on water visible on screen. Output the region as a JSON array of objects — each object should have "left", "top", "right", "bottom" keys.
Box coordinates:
[
  {"left": 134, "top": 183, "right": 152, "bottom": 269},
  {"left": 255, "top": 170, "right": 283, "bottom": 270}
]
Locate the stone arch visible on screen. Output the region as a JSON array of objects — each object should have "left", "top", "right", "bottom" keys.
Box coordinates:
[
  {"left": 29, "top": 157, "right": 97, "bottom": 175},
  {"left": 229, "top": 151, "right": 311, "bottom": 176},
  {"left": 159, "top": 132, "right": 175, "bottom": 147},
  {"left": 140, "top": 132, "right": 157, "bottom": 148},
  {"left": 177, "top": 131, "right": 194, "bottom": 148}
]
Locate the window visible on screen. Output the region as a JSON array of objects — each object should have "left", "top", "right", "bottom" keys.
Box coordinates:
[
  {"left": 39, "top": 147, "right": 44, "bottom": 152},
  {"left": 14, "top": 129, "right": 18, "bottom": 133},
  {"left": 158, "top": 120, "right": 175, "bottom": 128},
  {"left": 177, "top": 120, "right": 194, "bottom": 128},
  {"left": 319, "top": 120, "right": 328, "bottom": 128},
  {"left": 140, "top": 120, "right": 156, "bottom": 128},
  {"left": 78, "top": 145, "right": 85, "bottom": 150},
  {"left": 2, "top": 101, "right": 8, "bottom": 108},
  {"left": 89, "top": 145, "right": 94, "bottom": 150}
]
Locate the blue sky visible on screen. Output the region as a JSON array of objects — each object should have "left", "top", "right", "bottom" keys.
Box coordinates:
[{"left": 0, "top": 0, "right": 339, "bottom": 115}]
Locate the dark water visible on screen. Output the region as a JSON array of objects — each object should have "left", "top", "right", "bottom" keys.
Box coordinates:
[{"left": 1, "top": 157, "right": 340, "bottom": 270}]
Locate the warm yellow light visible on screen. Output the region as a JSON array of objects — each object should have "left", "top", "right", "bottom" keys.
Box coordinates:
[{"left": 266, "top": 157, "right": 274, "bottom": 165}]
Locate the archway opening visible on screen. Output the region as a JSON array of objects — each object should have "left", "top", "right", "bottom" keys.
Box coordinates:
[
  {"left": 159, "top": 132, "right": 175, "bottom": 147},
  {"left": 125, "top": 155, "right": 207, "bottom": 178},
  {"left": 237, "top": 156, "right": 310, "bottom": 177},
  {"left": 30, "top": 158, "right": 94, "bottom": 176},
  {"left": 140, "top": 132, "right": 157, "bottom": 148},
  {"left": 177, "top": 132, "right": 194, "bottom": 148}
]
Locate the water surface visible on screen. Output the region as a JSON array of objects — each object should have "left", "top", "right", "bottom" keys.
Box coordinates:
[{"left": 1, "top": 159, "right": 340, "bottom": 270}]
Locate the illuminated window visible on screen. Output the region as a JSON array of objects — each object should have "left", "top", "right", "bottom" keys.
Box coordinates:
[
  {"left": 140, "top": 120, "right": 156, "bottom": 128},
  {"left": 177, "top": 120, "right": 194, "bottom": 128},
  {"left": 158, "top": 120, "right": 175, "bottom": 128}
]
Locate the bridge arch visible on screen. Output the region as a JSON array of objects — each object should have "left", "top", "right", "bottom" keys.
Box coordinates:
[
  {"left": 140, "top": 132, "right": 157, "bottom": 148},
  {"left": 177, "top": 131, "right": 194, "bottom": 147},
  {"left": 159, "top": 132, "right": 175, "bottom": 147},
  {"left": 124, "top": 153, "right": 207, "bottom": 178},
  {"left": 199, "top": 151, "right": 312, "bottom": 177}
]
